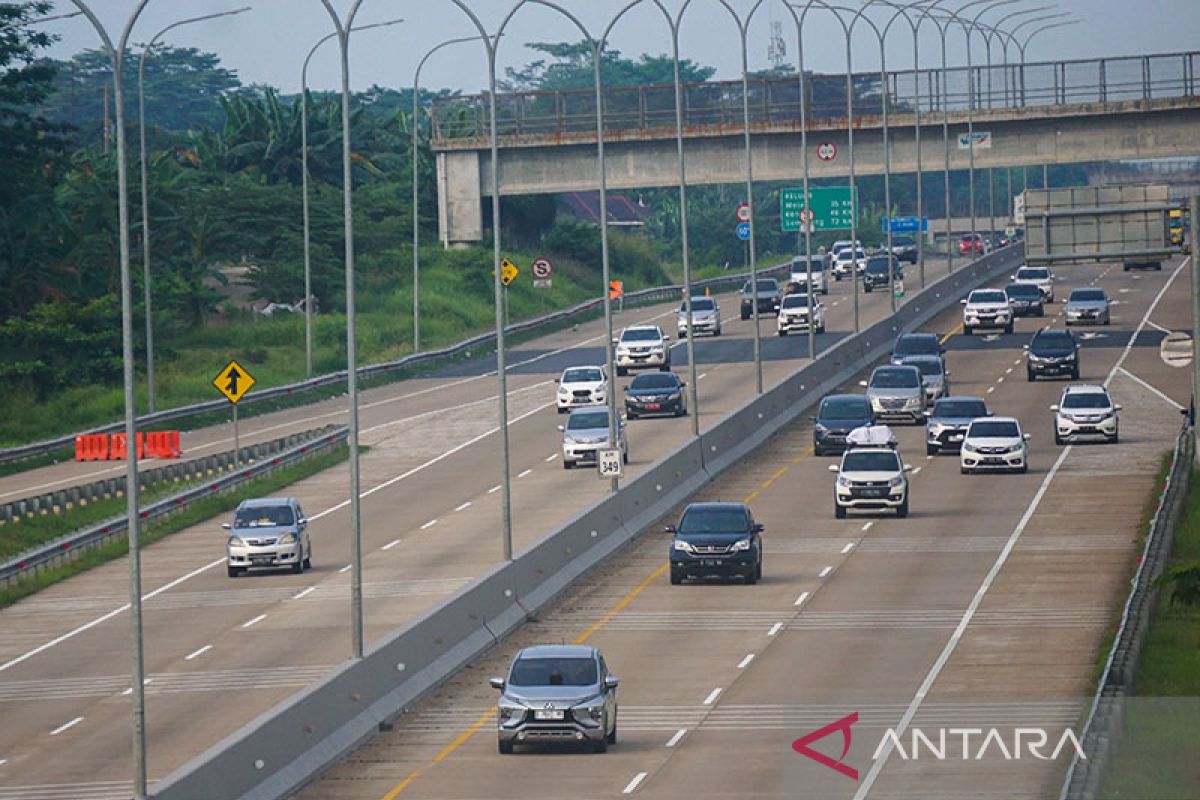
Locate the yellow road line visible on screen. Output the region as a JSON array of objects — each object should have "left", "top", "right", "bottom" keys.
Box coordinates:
[{"left": 938, "top": 322, "right": 963, "bottom": 346}]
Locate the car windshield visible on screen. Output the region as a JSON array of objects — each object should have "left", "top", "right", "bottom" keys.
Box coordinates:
[
  {"left": 1069, "top": 289, "right": 1106, "bottom": 302},
  {"left": 905, "top": 359, "right": 943, "bottom": 377},
  {"left": 970, "top": 421, "right": 1020, "bottom": 438},
  {"left": 838, "top": 250, "right": 866, "bottom": 260},
  {"left": 894, "top": 335, "right": 938, "bottom": 356},
  {"left": 755, "top": 279, "right": 778, "bottom": 291},
  {"left": 681, "top": 298, "right": 714, "bottom": 312},
  {"left": 562, "top": 368, "right": 602, "bottom": 383},
  {"left": 892, "top": 236, "right": 914, "bottom": 246},
  {"left": 1017, "top": 268, "right": 1050, "bottom": 280},
  {"left": 1062, "top": 392, "right": 1111, "bottom": 409},
  {"left": 793, "top": 257, "right": 822, "bottom": 268},
  {"left": 567, "top": 411, "right": 609, "bottom": 430},
  {"left": 866, "top": 258, "right": 893, "bottom": 272},
  {"left": 971, "top": 290, "right": 1007, "bottom": 304},
  {"left": 821, "top": 397, "right": 870, "bottom": 420},
  {"left": 871, "top": 368, "right": 919, "bottom": 388},
  {"left": 842, "top": 451, "right": 900, "bottom": 472},
  {"left": 678, "top": 508, "right": 748, "bottom": 534},
  {"left": 508, "top": 657, "right": 597, "bottom": 687},
  {"left": 621, "top": 328, "right": 660, "bottom": 342},
  {"left": 234, "top": 505, "right": 294, "bottom": 528},
  {"left": 781, "top": 295, "right": 812, "bottom": 309},
  {"left": 631, "top": 373, "right": 678, "bottom": 389},
  {"left": 934, "top": 399, "right": 987, "bottom": 418},
  {"left": 1006, "top": 284, "right": 1041, "bottom": 298},
  {"left": 1034, "top": 331, "right": 1075, "bottom": 349}
]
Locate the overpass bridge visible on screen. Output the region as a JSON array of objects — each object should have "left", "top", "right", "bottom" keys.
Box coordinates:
[{"left": 431, "top": 49, "right": 1200, "bottom": 244}]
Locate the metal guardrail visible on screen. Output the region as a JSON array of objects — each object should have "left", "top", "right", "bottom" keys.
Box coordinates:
[
  {"left": 149, "top": 246, "right": 1024, "bottom": 800},
  {"left": 431, "top": 50, "right": 1200, "bottom": 144},
  {"left": 0, "top": 426, "right": 348, "bottom": 588},
  {"left": 0, "top": 262, "right": 787, "bottom": 469},
  {"left": 0, "top": 426, "right": 340, "bottom": 528},
  {"left": 1060, "top": 421, "right": 1194, "bottom": 799}
]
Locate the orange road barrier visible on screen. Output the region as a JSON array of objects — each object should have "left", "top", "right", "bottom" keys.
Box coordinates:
[
  {"left": 109, "top": 432, "right": 145, "bottom": 461},
  {"left": 608, "top": 280, "right": 624, "bottom": 300},
  {"left": 145, "top": 430, "right": 182, "bottom": 459},
  {"left": 74, "top": 433, "right": 110, "bottom": 461}
]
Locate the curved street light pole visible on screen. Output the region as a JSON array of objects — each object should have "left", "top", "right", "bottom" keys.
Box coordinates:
[
  {"left": 789, "top": 1, "right": 820, "bottom": 359},
  {"left": 138, "top": 7, "right": 249, "bottom": 413},
  {"left": 1009, "top": 11, "right": 1071, "bottom": 106},
  {"left": 1018, "top": 18, "right": 1083, "bottom": 188},
  {"left": 412, "top": 35, "right": 485, "bottom": 354},
  {"left": 301, "top": 18, "right": 403, "bottom": 379}
]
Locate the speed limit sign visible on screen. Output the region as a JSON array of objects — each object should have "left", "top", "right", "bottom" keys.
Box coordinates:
[
  {"left": 798, "top": 208, "right": 815, "bottom": 223},
  {"left": 817, "top": 142, "right": 838, "bottom": 161},
  {"left": 531, "top": 258, "right": 553, "bottom": 279}
]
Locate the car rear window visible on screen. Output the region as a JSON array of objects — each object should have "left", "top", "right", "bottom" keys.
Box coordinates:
[
  {"left": 678, "top": 508, "right": 748, "bottom": 534},
  {"left": 1033, "top": 331, "right": 1075, "bottom": 348},
  {"left": 893, "top": 335, "right": 939, "bottom": 356},
  {"left": 1017, "top": 268, "right": 1050, "bottom": 280},
  {"left": 781, "top": 295, "right": 813, "bottom": 309},
  {"left": 682, "top": 298, "right": 714, "bottom": 311},
  {"left": 509, "top": 657, "right": 597, "bottom": 687},
  {"left": 904, "top": 358, "right": 943, "bottom": 376}
]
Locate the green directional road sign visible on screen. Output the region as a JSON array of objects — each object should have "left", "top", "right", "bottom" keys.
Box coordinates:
[{"left": 780, "top": 186, "right": 857, "bottom": 232}]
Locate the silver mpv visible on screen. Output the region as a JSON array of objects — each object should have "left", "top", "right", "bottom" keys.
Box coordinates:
[{"left": 491, "top": 645, "right": 619, "bottom": 753}]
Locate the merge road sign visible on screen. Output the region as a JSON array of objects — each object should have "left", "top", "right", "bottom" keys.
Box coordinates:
[{"left": 213, "top": 360, "right": 255, "bottom": 404}]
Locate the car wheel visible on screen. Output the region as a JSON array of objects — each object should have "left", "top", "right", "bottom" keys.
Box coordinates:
[
  {"left": 864, "top": 284, "right": 873, "bottom": 293},
  {"left": 745, "top": 567, "right": 758, "bottom": 586},
  {"left": 498, "top": 739, "right": 513, "bottom": 755},
  {"left": 627, "top": 411, "right": 638, "bottom": 420},
  {"left": 227, "top": 565, "right": 241, "bottom": 578},
  {"left": 1156, "top": 263, "right": 1163, "bottom": 271},
  {"left": 834, "top": 503, "right": 847, "bottom": 519},
  {"left": 1019, "top": 463, "right": 1029, "bottom": 474},
  {"left": 670, "top": 568, "right": 683, "bottom": 585},
  {"left": 1004, "top": 323, "right": 1013, "bottom": 334},
  {"left": 607, "top": 713, "right": 618, "bottom": 745},
  {"left": 563, "top": 460, "right": 574, "bottom": 470},
  {"left": 617, "top": 367, "right": 627, "bottom": 377},
  {"left": 1071, "top": 367, "right": 1080, "bottom": 380},
  {"left": 713, "top": 327, "right": 722, "bottom": 337},
  {"left": 623, "top": 449, "right": 629, "bottom": 465},
  {"left": 660, "top": 363, "right": 671, "bottom": 372},
  {"left": 1037, "top": 307, "right": 1045, "bottom": 317},
  {"left": 1123, "top": 263, "right": 1131, "bottom": 272},
  {"left": 963, "top": 325, "right": 973, "bottom": 335},
  {"left": 961, "top": 465, "right": 971, "bottom": 475},
  {"left": 292, "top": 558, "right": 304, "bottom": 575},
  {"left": 1055, "top": 433, "right": 1064, "bottom": 446},
  {"left": 1027, "top": 369, "right": 1036, "bottom": 382},
  {"left": 926, "top": 444, "right": 937, "bottom": 456},
  {"left": 1104, "top": 317, "right": 1111, "bottom": 326},
  {"left": 778, "top": 329, "right": 787, "bottom": 337},
  {"left": 593, "top": 736, "right": 608, "bottom": 754},
  {"left": 818, "top": 322, "right": 826, "bottom": 334},
  {"left": 741, "top": 311, "right": 750, "bottom": 321},
  {"left": 303, "top": 551, "right": 312, "bottom": 570},
  {"left": 896, "top": 498, "right": 909, "bottom": 519},
  {"left": 1110, "top": 429, "right": 1120, "bottom": 444},
  {"left": 814, "top": 444, "right": 825, "bottom": 457},
  {"left": 755, "top": 558, "right": 763, "bottom": 581}
]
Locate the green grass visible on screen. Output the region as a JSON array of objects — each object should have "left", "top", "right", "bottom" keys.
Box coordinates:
[
  {"left": 0, "top": 444, "right": 349, "bottom": 609},
  {"left": 1099, "top": 467, "right": 1200, "bottom": 800}
]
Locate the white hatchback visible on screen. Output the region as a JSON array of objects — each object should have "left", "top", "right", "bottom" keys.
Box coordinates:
[
  {"left": 960, "top": 416, "right": 1030, "bottom": 474},
  {"left": 556, "top": 365, "right": 607, "bottom": 413},
  {"left": 1051, "top": 384, "right": 1121, "bottom": 444}
]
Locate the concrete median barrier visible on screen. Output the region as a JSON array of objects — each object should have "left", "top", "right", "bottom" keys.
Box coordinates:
[{"left": 149, "top": 246, "right": 1024, "bottom": 800}]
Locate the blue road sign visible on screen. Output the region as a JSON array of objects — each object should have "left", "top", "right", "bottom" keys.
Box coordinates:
[
  {"left": 883, "top": 216, "right": 928, "bottom": 234},
  {"left": 735, "top": 221, "right": 751, "bottom": 240}
]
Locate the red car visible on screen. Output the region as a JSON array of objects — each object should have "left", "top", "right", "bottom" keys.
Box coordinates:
[{"left": 958, "top": 233, "right": 987, "bottom": 255}]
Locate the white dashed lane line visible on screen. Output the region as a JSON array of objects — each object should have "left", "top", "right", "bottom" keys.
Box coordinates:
[
  {"left": 666, "top": 729, "right": 687, "bottom": 748},
  {"left": 49, "top": 717, "right": 83, "bottom": 736},
  {"left": 420, "top": 519, "right": 438, "bottom": 531},
  {"left": 819, "top": 566, "right": 833, "bottom": 578},
  {"left": 488, "top": 485, "right": 502, "bottom": 494},
  {"left": 737, "top": 654, "right": 755, "bottom": 669},
  {"left": 241, "top": 614, "right": 267, "bottom": 629},
  {"left": 517, "top": 469, "right": 533, "bottom": 478},
  {"left": 841, "top": 542, "right": 855, "bottom": 554},
  {"left": 768, "top": 622, "right": 783, "bottom": 636},
  {"left": 987, "top": 386, "right": 996, "bottom": 394},
  {"left": 293, "top": 587, "right": 315, "bottom": 600},
  {"left": 623, "top": 772, "right": 648, "bottom": 794},
  {"left": 544, "top": 454, "right": 557, "bottom": 462},
  {"left": 382, "top": 539, "right": 401, "bottom": 551},
  {"left": 703, "top": 688, "right": 723, "bottom": 705},
  {"left": 339, "top": 564, "right": 352, "bottom": 574},
  {"left": 861, "top": 521, "right": 874, "bottom": 531},
  {"left": 794, "top": 591, "right": 810, "bottom": 607},
  {"left": 454, "top": 501, "right": 472, "bottom": 512},
  {"left": 185, "top": 645, "right": 212, "bottom": 661}
]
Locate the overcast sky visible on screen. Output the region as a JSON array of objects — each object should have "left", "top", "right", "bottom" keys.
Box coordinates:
[{"left": 39, "top": 1, "right": 1200, "bottom": 96}]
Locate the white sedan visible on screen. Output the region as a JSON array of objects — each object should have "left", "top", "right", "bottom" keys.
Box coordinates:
[{"left": 960, "top": 416, "right": 1031, "bottom": 474}]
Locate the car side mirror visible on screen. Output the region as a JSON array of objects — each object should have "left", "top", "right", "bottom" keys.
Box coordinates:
[
  {"left": 1022, "top": 344, "right": 1030, "bottom": 350},
  {"left": 221, "top": 522, "right": 232, "bottom": 530},
  {"left": 1023, "top": 433, "right": 1032, "bottom": 440},
  {"left": 903, "top": 465, "right": 914, "bottom": 472},
  {"left": 753, "top": 523, "right": 765, "bottom": 533},
  {"left": 944, "top": 371, "right": 951, "bottom": 376},
  {"left": 858, "top": 380, "right": 868, "bottom": 387},
  {"left": 1009, "top": 275, "right": 1015, "bottom": 280},
  {"left": 960, "top": 299, "right": 968, "bottom": 304},
  {"left": 622, "top": 385, "right": 629, "bottom": 391},
  {"left": 922, "top": 409, "right": 932, "bottom": 417},
  {"left": 489, "top": 677, "right": 505, "bottom": 691},
  {"left": 604, "top": 675, "right": 620, "bottom": 691},
  {"left": 298, "top": 517, "right": 308, "bottom": 526},
  {"left": 664, "top": 524, "right": 677, "bottom": 533},
  {"left": 556, "top": 424, "right": 565, "bottom": 432},
  {"left": 827, "top": 464, "right": 840, "bottom": 473},
  {"left": 810, "top": 415, "right": 817, "bottom": 421},
  {"left": 1114, "top": 404, "right": 1123, "bottom": 411},
  {"left": 554, "top": 378, "right": 560, "bottom": 383},
  {"left": 611, "top": 339, "right": 619, "bottom": 346},
  {"left": 1050, "top": 404, "right": 1059, "bottom": 411}
]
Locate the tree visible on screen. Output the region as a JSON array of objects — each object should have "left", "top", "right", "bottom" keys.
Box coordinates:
[{"left": 501, "top": 41, "right": 714, "bottom": 91}]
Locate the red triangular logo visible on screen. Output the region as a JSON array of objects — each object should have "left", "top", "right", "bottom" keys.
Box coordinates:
[{"left": 791, "top": 711, "right": 859, "bottom": 780}]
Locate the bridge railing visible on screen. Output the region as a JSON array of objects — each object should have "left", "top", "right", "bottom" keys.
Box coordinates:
[{"left": 432, "top": 50, "right": 1199, "bottom": 144}]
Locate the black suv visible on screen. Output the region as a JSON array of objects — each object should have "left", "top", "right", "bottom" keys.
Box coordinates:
[
  {"left": 1005, "top": 283, "right": 1045, "bottom": 317},
  {"left": 890, "top": 235, "right": 918, "bottom": 264},
  {"left": 890, "top": 332, "right": 943, "bottom": 365},
  {"left": 740, "top": 278, "right": 782, "bottom": 319},
  {"left": 1026, "top": 328, "right": 1079, "bottom": 381},
  {"left": 667, "top": 502, "right": 763, "bottom": 585},
  {"left": 624, "top": 371, "right": 687, "bottom": 419},
  {"left": 813, "top": 394, "right": 874, "bottom": 456},
  {"left": 862, "top": 256, "right": 902, "bottom": 293}
]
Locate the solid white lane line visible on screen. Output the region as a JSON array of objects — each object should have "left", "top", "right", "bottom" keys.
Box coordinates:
[
  {"left": 853, "top": 257, "right": 1189, "bottom": 800},
  {"left": 517, "top": 468, "right": 533, "bottom": 478},
  {"left": 454, "top": 501, "right": 472, "bottom": 512},
  {"left": 420, "top": 520, "right": 438, "bottom": 531},
  {"left": 488, "top": 485, "right": 502, "bottom": 494},
  {"left": 861, "top": 521, "right": 874, "bottom": 532},
  {"left": 241, "top": 614, "right": 267, "bottom": 629},
  {"left": 49, "top": 717, "right": 83, "bottom": 736},
  {"left": 339, "top": 564, "right": 352, "bottom": 574},
  {"left": 544, "top": 454, "right": 557, "bottom": 462},
  {"left": 666, "top": 729, "right": 687, "bottom": 748},
  {"left": 819, "top": 566, "right": 833, "bottom": 578},
  {"left": 703, "top": 688, "right": 722, "bottom": 705},
  {"left": 841, "top": 542, "right": 855, "bottom": 554},
  {"left": 737, "top": 654, "right": 755, "bottom": 669},
  {"left": 185, "top": 645, "right": 212, "bottom": 661},
  {"left": 293, "top": 587, "right": 315, "bottom": 600},
  {"left": 381, "top": 539, "right": 401, "bottom": 550},
  {"left": 768, "top": 622, "right": 784, "bottom": 636},
  {"left": 1116, "top": 366, "right": 1185, "bottom": 410},
  {"left": 1145, "top": 319, "right": 1172, "bottom": 335},
  {"left": 794, "top": 591, "right": 810, "bottom": 607},
  {"left": 623, "top": 772, "right": 648, "bottom": 794}
]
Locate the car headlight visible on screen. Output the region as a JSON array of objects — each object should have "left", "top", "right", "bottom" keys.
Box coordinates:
[
  {"left": 837, "top": 475, "right": 852, "bottom": 487},
  {"left": 228, "top": 536, "right": 245, "bottom": 547},
  {"left": 563, "top": 435, "right": 580, "bottom": 445},
  {"left": 888, "top": 476, "right": 904, "bottom": 487},
  {"left": 277, "top": 533, "right": 296, "bottom": 545},
  {"left": 1028, "top": 353, "right": 1046, "bottom": 363},
  {"left": 498, "top": 702, "right": 525, "bottom": 722},
  {"left": 961, "top": 443, "right": 977, "bottom": 453},
  {"left": 674, "top": 539, "right": 695, "bottom": 553},
  {"left": 730, "top": 538, "right": 752, "bottom": 552},
  {"left": 667, "top": 391, "right": 681, "bottom": 399},
  {"left": 574, "top": 697, "right": 606, "bottom": 723},
  {"left": 814, "top": 423, "right": 829, "bottom": 435},
  {"left": 558, "top": 387, "right": 570, "bottom": 396}
]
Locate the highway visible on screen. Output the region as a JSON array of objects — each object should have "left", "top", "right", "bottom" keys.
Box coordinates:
[
  {"left": 277, "top": 257, "right": 1190, "bottom": 800},
  {"left": 0, "top": 270, "right": 914, "bottom": 797}
]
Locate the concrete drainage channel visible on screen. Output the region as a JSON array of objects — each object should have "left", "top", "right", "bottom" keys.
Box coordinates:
[
  {"left": 1060, "top": 421, "right": 1194, "bottom": 799},
  {"left": 0, "top": 425, "right": 348, "bottom": 589},
  {"left": 150, "top": 247, "right": 1024, "bottom": 800}
]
